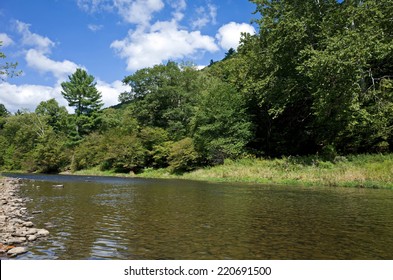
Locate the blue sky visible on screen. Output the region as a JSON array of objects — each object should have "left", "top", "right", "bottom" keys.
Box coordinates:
[{"left": 0, "top": 0, "right": 257, "bottom": 112}]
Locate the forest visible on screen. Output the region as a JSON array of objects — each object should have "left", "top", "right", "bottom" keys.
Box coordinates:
[{"left": 0, "top": 0, "right": 392, "bottom": 177}]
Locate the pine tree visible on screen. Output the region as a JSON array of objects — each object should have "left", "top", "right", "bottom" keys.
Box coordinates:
[{"left": 61, "top": 68, "right": 103, "bottom": 138}]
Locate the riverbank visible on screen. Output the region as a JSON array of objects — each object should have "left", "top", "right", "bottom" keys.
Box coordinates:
[
  {"left": 72, "top": 154, "right": 393, "bottom": 189},
  {"left": 0, "top": 177, "right": 49, "bottom": 258}
]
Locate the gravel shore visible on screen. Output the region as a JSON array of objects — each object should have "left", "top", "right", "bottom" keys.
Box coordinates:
[{"left": 0, "top": 177, "right": 49, "bottom": 258}]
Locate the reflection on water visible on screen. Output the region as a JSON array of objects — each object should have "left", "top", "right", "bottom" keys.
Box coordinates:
[{"left": 6, "top": 173, "right": 393, "bottom": 259}]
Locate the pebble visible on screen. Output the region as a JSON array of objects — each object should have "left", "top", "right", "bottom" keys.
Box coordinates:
[
  {"left": 36, "top": 229, "right": 50, "bottom": 238},
  {"left": 7, "top": 246, "right": 28, "bottom": 257},
  {"left": 23, "top": 221, "right": 34, "bottom": 227},
  {"left": 0, "top": 177, "right": 50, "bottom": 259},
  {"left": 27, "top": 235, "right": 37, "bottom": 241},
  {"left": 6, "top": 237, "right": 26, "bottom": 245}
]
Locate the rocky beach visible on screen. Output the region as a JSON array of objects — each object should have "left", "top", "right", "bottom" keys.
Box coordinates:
[{"left": 0, "top": 177, "right": 49, "bottom": 258}]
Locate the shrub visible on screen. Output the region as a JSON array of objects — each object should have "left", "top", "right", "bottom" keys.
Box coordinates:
[{"left": 168, "top": 138, "right": 199, "bottom": 173}]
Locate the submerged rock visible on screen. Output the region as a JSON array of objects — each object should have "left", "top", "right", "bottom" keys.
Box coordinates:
[
  {"left": 27, "top": 235, "right": 37, "bottom": 242},
  {"left": 7, "top": 246, "right": 28, "bottom": 257},
  {"left": 36, "top": 229, "right": 50, "bottom": 238}
]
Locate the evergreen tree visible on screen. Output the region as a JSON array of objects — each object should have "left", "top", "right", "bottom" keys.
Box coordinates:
[{"left": 61, "top": 68, "right": 103, "bottom": 138}]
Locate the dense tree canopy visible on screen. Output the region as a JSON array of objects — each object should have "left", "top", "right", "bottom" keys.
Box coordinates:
[{"left": 1, "top": 0, "right": 392, "bottom": 174}]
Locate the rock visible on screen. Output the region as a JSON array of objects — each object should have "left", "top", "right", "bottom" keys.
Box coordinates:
[
  {"left": 10, "top": 218, "right": 24, "bottom": 225},
  {"left": 23, "top": 221, "right": 34, "bottom": 227},
  {"left": 0, "top": 244, "right": 15, "bottom": 253},
  {"left": 12, "top": 230, "right": 28, "bottom": 237},
  {"left": 26, "top": 228, "right": 38, "bottom": 235},
  {"left": 7, "top": 246, "right": 28, "bottom": 257},
  {"left": 52, "top": 184, "right": 64, "bottom": 188},
  {"left": 27, "top": 235, "right": 37, "bottom": 241},
  {"left": 32, "top": 210, "right": 43, "bottom": 214},
  {"left": 0, "top": 215, "right": 7, "bottom": 222},
  {"left": 5, "top": 237, "right": 26, "bottom": 245},
  {"left": 36, "top": 229, "right": 49, "bottom": 237}
]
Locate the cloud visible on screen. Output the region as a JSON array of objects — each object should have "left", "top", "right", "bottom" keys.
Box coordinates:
[
  {"left": 216, "top": 22, "right": 256, "bottom": 50},
  {"left": 77, "top": 0, "right": 113, "bottom": 13},
  {"left": 0, "top": 82, "right": 64, "bottom": 112},
  {"left": 0, "top": 79, "right": 126, "bottom": 113},
  {"left": 25, "top": 49, "right": 82, "bottom": 81},
  {"left": 111, "top": 20, "right": 219, "bottom": 71},
  {"left": 0, "top": 33, "right": 14, "bottom": 47},
  {"left": 96, "top": 79, "right": 129, "bottom": 107},
  {"left": 15, "top": 20, "right": 55, "bottom": 54},
  {"left": 167, "top": 0, "right": 187, "bottom": 21},
  {"left": 191, "top": 3, "right": 217, "bottom": 29},
  {"left": 88, "top": 24, "right": 104, "bottom": 32},
  {"left": 113, "top": 0, "right": 164, "bottom": 26}
]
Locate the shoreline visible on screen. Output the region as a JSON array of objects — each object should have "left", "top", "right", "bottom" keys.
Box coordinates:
[
  {"left": 69, "top": 154, "right": 393, "bottom": 189},
  {"left": 3, "top": 154, "right": 393, "bottom": 190},
  {"left": 0, "top": 177, "right": 49, "bottom": 258}
]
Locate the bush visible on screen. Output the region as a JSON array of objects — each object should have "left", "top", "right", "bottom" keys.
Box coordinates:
[{"left": 168, "top": 138, "right": 199, "bottom": 173}]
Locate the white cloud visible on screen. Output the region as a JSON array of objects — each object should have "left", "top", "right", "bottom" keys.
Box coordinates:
[
  {"left": 168, "top": 0, "right": 187, "bottom": 21},
  {"left": 0, "top": 33, "right": 14, "bottom": 47},
  {"left": 88, "top": 24, "right": 104, "bottom": 32},
  {"left": 113, "top": 0, "right": 164, "bottom": 26},
  {"left": 15, "top": 20, "right": 55, "bottom": 54},
  {"left": 0, "top": 79, "right": 126, "bottom": 113},
  {"left": 77, "top": 0, "right": 113, "bottom": 13},
  {"left": 111, "top": 20, "right": 219, "bottom": 71},
  {"left": 96, "top": 79, "right": 128, "bottom": 107},
  {"left": 216, "top": 22, "right": 256, "bottom": 50},
  {"left": 25, "top": 49, "right": 81, "bottom": 81},
  {"left": 0, "top": 82, "right": 65, "bottom": 112},
  {"left": 191, "top": 3, "right": 217, "bottom": 29}
]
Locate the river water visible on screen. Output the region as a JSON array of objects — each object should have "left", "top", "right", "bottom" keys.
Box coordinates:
[{"left": 5, "top": 173, "right": 393, "bottom": 260}]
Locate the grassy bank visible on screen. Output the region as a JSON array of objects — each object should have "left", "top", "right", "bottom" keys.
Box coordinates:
[
  {"left": 137, "top": 154, "right": 393, "bottom": 189},
  {"left": 13, "top": 154, "right": 393, "bottom": 189}
]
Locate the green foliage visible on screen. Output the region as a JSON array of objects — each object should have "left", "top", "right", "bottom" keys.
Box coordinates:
[
  {"left": 151, "top": 141, "right": 174, "bottom": 168},
  {"left": 101, "top": 131, "right": 146, "bottom": 173},
  {"left": 0, "top": 104, "right": 9, "bottom": 117},
  {"left": 35, "top": 98, "right": 69, "bottom": 133},
  {"left": 1, "top": 1, "right": 393, "bottom": 176},
  {"left": 31, "top": 130, "right": 69, "bottom": 173},
  {"left": 192, "top": 76, "right": 252, "bottom": 164},
  {"left": 71, "top": 133, "right": 105, "bottom": 171},
  {"left": 122, "top": 61, "right": 201, "bottom": 140},
  {"left": 168, "top": 138, "right": 199, "bottom": 173},
  {"left": 61, "top": 68, "right": 103, "bottom": 138},
  {"left": 0, "top": 42, "right": 21, "bottom": 80}
]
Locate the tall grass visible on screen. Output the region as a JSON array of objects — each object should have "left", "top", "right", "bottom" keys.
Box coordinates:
[{"left": 139, "top": 154, "right": 393, "bottom": 189}]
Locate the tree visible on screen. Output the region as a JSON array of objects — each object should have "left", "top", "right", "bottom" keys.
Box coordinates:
[
  {"left": 1, "top": 41, "right": 21, "bottom": 81},
  {"left": 0, "top": 104, "right": 9, "bottom": 117},
  {"left": 35, "top": 98, "right": 69, "bottom": 133},
  {"left": 61, "top": 68, "right": 103, "bottom": 138},
  {"left": 236, "top": 0, "right": 393, "bottom": 155},
  {"left": 191, "top": 76, "right": 252, "bottom": 164},
  {"left": 121, "top": 62, "right": 201, "bottom": 140},
  {"left": 0, "top": 104, "right": 9, "bottom": 129},
  {"left": 168, "top": 138, "right": 199, "bottom": 173}
]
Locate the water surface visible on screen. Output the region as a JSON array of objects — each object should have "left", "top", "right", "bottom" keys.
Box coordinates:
[{"left": 5, "top": 173, "right": 393, "bottom": 259}]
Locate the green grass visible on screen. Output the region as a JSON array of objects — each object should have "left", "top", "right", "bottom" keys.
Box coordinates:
[
  {"left": 137, "top": 154, "right": 393, "bottom": 189},
  {"left": 61, "top": 167, "right": 136, "bottom": 178}
]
